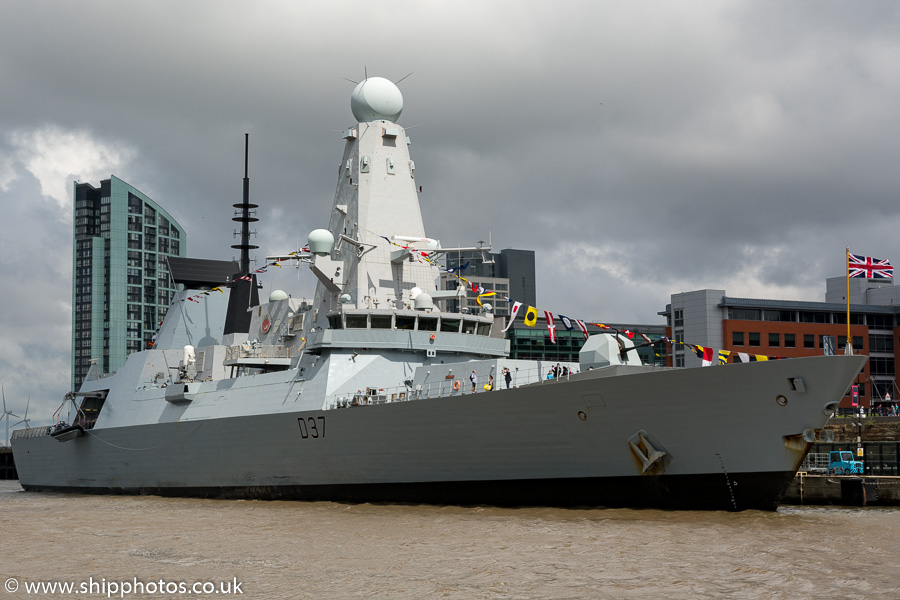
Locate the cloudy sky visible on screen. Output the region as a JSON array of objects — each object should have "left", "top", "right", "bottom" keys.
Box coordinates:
[{"left": 2, "top": 0, "right": 899, "bottom": 429}]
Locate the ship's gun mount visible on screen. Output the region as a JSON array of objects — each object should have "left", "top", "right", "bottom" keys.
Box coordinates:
[{"left": 579, "top": 334, "right": 643, "bottom": 370}]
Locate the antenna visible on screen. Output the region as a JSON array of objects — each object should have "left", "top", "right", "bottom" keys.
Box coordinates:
[
  {"left": 396, "top": 71, "right": 413, "bottom": 84},
  {"left": 231, "top": 133, "right": 259, "bottom": 274}
]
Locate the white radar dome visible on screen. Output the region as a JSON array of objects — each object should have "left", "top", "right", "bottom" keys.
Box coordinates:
[
  {"left": 307, "top": 229, "right": 335, "bottom": 256},
  {"left": 351, "top": 77, "right": 403, "bottom": 123},
  {"left": 413, "top": 292, "right": 434, "bottom": 310},
  {"left": 269, "top": 290, "right": 289, "bottom": 302},
  {"left": 409, "top": 287, "right": 422, "bottom": 300}
]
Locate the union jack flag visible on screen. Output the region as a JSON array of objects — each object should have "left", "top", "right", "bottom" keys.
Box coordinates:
[{"left": 849, "top": 253, "right": 893, "bottom": 279}]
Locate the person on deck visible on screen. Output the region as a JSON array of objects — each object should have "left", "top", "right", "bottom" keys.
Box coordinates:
[{"left": 470, "top": 370, "right": 477, "bottom": 393}]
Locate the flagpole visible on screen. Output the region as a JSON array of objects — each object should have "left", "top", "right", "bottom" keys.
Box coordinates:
[{"left": 845, "top": 247, "right": 852, "bottom": 355}]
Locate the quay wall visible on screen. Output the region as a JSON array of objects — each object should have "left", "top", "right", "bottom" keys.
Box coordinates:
[{"left": 783, "top": 474, "right": 900, "bottom": 507}]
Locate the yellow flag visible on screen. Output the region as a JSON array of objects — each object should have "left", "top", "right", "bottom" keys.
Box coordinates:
[
  {"left": 755, "top": 355, "right": 769, "bottom": 362},
  {"left": 524, "top": 306, "right": 538, "bottom": 327}
]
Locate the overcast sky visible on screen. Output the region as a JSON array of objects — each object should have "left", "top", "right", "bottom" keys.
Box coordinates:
[{"left": 2, "top": 0, "right": 899, "bottom": 429}]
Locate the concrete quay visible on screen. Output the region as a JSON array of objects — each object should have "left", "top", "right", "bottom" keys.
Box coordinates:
[{"left": 783, "top": 473, "right": 900, "bottom": 507}]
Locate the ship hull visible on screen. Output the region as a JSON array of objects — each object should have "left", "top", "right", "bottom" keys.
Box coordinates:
[
  {"left": 19, "top": 471, "right": 794, "bottom": 511},
  {"left": 12, "top": 356, "right": 865, "bottom": 511}
]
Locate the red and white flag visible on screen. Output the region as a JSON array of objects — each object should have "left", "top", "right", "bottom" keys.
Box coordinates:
[
  {"left": 576, "top": 319, "right": 590, "bottom": 340},
  {"left": 544, "top": 311, "right": 556, "bottom": 344},
  {"left": 503, "top": 301, "right": 523, "bottom": 332}
]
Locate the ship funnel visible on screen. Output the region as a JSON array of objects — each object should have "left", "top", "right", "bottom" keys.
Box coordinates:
[{"left": 307, "top": 229, "right": 335, "bottom": 256}]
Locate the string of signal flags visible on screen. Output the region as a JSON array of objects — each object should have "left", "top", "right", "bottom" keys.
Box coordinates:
[{"left": 164, "top": 233, "right": 802, "bottom": 364}]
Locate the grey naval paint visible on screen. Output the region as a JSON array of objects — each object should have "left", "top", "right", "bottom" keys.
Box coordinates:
[{"left": 12, "top": 77, "right": 868, "bottom": 511}]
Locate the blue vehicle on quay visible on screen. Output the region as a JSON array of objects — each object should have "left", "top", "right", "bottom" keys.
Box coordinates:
[{"left": 828, "top": 451, "right": 864, "bottom": 475}]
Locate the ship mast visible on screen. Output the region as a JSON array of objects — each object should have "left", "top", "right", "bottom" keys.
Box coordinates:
[
  {"left": 232, "top": 133, "right": 258, "bottom": 273},
  {"left": 223, "top": 133, "right": 260, "bottom": 345}
]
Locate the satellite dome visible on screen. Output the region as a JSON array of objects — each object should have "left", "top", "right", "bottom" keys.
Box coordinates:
[
  {"left": 307, "top": 229, "right": 335, "bottom": 256},
  {"left": 350, "top": 77, "right": 403, "bottom": 123},
  {"left": 413, "top": 292, "right": 433, "bottom": 310},
  {"left": 269, "top": 290, "right": 289, "bottom": 302},
  {"left": 409, "top": 287, "right": 422, "bottom": 300}
]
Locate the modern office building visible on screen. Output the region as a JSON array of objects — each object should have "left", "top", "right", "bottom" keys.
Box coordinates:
[
  {"left": 507, "top": 318, "right": 668, "bottom": 366},
  {"left": 72, "top": 176, "right": 186, "bottom": 389},
  {"left": 663, "top": 276, "right": 900, "bottom": 412},
  {"left": 440, "top": 248, "right": 536, "bottom": 317}
]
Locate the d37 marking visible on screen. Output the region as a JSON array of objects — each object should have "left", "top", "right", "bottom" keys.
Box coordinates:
[{"left": 297, "top": 416, "right": 325, "bottom": 439}]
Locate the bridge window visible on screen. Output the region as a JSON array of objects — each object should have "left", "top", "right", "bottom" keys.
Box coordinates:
[
  {"left": 346, "top": 314, "right": 367, "bottom": 329},
  {"left": 395, "top": 315, "right": 415, "bottom": 330},
  {"left": 418, "top": 317, "right": 437, "bottom": 331},
  {"left": 440, "top": 319, "right": 460, "bottom": 333},
  {"left": 371, "top": 315, "right": 392, "bottom": 329}
]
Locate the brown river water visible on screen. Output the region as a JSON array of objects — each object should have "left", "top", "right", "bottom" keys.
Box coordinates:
[{"left": 1, "top": 480, "right": 898, "bottom": 599}]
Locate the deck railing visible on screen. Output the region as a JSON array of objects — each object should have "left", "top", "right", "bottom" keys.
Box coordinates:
[{"left": 324, "top": 365, "right": 578, "bottom": 409}]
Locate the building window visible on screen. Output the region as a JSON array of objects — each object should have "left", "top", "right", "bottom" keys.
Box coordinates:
[
  {"left": 748, "top": 332, "right": 760, "bottom": 347},
  {"left": 800, "top": 311, "right": 829, "bottom": 324},
  {"left": 784, "top": 333, "right": 796, "bottom": 348},
  {"left": 871, "top": 357, "right": 896, "bottom": 376},
  {"left": 768, "top": 333, "right": 780, "bottom": 347},
  {"left": 674, "top": 309, "right": 684, "bottom": 328},
  {"left": 870, "top": 334, "right": 893, "bottom": 353},
  {"left": 838, "top": 336, "right": 865, "bottom": 351},
  {"left": 732, "top": 331, "right": 744, "bottom": 346},
  {"left": 804, "top": 334, "right": 815, "bottom": 349},
  {"left": 764, "top": 310, "right": 795, "bottom": 322},
  {"left": 869, "top": 314, "right": 893, "bottom": 329},
  {"left": 729, "top": 308, "right": 761, "bottom": 321}
]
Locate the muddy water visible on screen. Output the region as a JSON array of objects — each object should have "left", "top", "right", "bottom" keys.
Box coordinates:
[{"left": 1, "top": 481, "right": 898, "bottom": 599}]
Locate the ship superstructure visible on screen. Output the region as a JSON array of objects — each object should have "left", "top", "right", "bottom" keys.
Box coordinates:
[{"left": 11, "top": 77, "right": 867, "bottom": 510}]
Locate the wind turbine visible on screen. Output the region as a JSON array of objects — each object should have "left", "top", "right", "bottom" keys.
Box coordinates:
[
  {"left": 1, "top": 386, "right": 21, "bottom": 447},
  {"left": 12, "top": 396, "right": 31, "bottom": 430}
]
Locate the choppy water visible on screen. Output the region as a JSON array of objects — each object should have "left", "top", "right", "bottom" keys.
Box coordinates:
[{"left": 1, "top": 480, "right": 898, "bottom": 599}]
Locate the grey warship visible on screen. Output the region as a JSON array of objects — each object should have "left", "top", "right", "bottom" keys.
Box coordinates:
[{"left": 12, "top": 77, "right": 867, "bottom": 511}]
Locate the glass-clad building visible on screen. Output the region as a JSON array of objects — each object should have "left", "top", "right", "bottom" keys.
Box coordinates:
[{"left": 72, "top": 176, "right": 186, "bottom": 389}]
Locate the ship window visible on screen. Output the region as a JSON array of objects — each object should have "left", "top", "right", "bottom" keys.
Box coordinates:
[
  {"left": 328, "top": 315, "right": 343, "bottom": 330},
  {"left": 417, "top": 317, "right": 437, "bottom": 331},
  {"left": 477, "top": 323, "right": 491, "bottom": 336},
  {"left": 395, "top": 315, "right": 415, "bottom": 330},
  {"left": 440, "top": 319, "right": 460, "bottom": 333},
  {"left": 371, "top": 315, "right": 392, "bottom": 329},
  {"left": 462, "top": 320, "right": 476, "bottom": 334},
  {"left": 346, "top": 314, "right": 368, "bottom": 329}
]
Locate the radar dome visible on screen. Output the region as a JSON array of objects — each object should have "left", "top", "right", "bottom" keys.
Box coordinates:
[
  {"left": 413, "top": 292, "right": 433, "bottom": 310},
  {"left": 409, "top": 287, "right": 422, "bottom": 300},
  {"left": 350, "top": 77, "right": 403, "bottom": 123},
  {"left": 269, "top": 290, "right": 289, "bottom": 302},
  {"left": 307, "top": 229, "right": 335, "bottom": 256}
]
